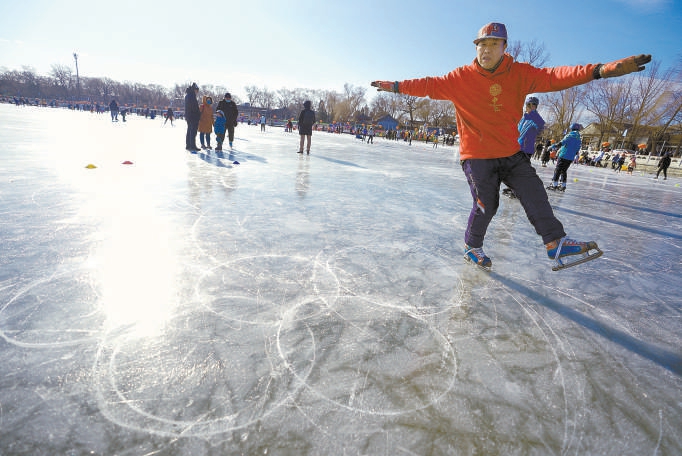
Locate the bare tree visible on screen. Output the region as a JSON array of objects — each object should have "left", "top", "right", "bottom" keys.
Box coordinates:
[
  {"left": 544, "top": 85, "right": 586, "bottom": 139},
  {"left": 398, "top": 94, "right": 427, "bottom": 130},
  {"left": 648, "top": 58, "right": 682, "bottom": 155},
  {"left": 323, "top": 90, "right": 341, "bottom": 122},
  {"left": 276, "top": 88, "right": 295, "bottom": 109},
  {"left": 507, "top": 39, "right": 550, "bottom": 66},
  {"left": 431, "top": 100, "right": 456, "bottom": 129},
  {"left": 370, "top": 91, "right": 403, "bottom": 120},
  {"left": 343, "top": 83, "right": 366, "bottom": 118},
  {"left": 313, "top": 99, "right": 327, "bottom": 122},
  {"left": 244, "top": 85, "right": 261, "bottom": 106},
  {"left": 261, "top": 88, "right": 276, "bottom": 111},
  {"left": 50, "top": 64, "right": 73, "bottom": 98},
  {"left": 625, "top": 61, "right": 676, "bottom": 152},
  {"left": 334, "top": 99, "right": 354, "bottom": 123},
  {"left": 415, "top": 98, "right": 435, "bottom": 126},
  {"left": 20, "top": 66, "right": 42, "bottom": 97}
]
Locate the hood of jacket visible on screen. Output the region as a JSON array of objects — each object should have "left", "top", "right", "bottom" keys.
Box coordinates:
[{"left": 473, "top": 53, "right": 514, "bottom": 78}]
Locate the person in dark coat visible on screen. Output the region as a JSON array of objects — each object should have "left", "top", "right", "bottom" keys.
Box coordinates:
[
  {"left": 109, "top": 99, "right": 119, "bottom": 122},
  {"left": 216, "top": 92, "right": 239, "bottom": 149},
  {"left": 298, "top": 100, "right": 315, "bottom": 154},
  {"left": 655, "top": 152, "right": 672, "bottom": 180},
  {"left": 184, "top": 82, "right": 201, "bottom": 151}
]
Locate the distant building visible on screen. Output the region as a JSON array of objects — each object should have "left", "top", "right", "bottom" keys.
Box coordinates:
[
  {"left": 375, "top": 114, "right": 399, "bottom": 131},
  {"left": 581, "top": 122, "right": 682, "bottom": 156}
]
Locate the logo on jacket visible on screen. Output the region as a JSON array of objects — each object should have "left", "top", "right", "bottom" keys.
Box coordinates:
[{"left": 489, "top": 84, "right": 502, "bottom": 111}]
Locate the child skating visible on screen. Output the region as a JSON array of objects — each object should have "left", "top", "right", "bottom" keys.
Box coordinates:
[{"left": 547, "top": 123, "right": 582, "bottom": 192}]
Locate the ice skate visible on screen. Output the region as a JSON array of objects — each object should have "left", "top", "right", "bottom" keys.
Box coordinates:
[
  {"left": 546, "top": 183, "right": 557, "bottom": 191},
  {"left": 545, "top": 237, "right": 603, "bottom": 271},
  {"left": 464, "top": 244, "right": 492, "bottom": 271}
]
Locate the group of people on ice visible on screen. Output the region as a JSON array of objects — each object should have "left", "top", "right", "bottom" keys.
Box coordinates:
[{"left": 183, "top": 83, "right": 316, "bottom": 154}]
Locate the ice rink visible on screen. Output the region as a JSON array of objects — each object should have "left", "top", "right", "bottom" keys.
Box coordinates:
[{"left": 1, "top": 103, "right": 680, "bottom": 455}]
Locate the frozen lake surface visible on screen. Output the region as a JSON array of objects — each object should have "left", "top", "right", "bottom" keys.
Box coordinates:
[{"left": 0, "top": 103, "right": 680, "bottom": 455}]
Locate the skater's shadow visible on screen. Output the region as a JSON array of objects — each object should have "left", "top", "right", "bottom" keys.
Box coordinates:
[
  {"left": 315, "top": 155, "right": 367, "bottom": 169},
  {"left": 196, "top": 151, "right": 231, "bottom": 168},
  {"left": 489, "top": 271, "right": 682, "bottom": 377},
  {"left": 214, "top": 149, "right": 268, "bottom": 164},
  {"left": 553, "top": 206, "right": 682, "bottom": 240},
  {"left": 577, "top": 196, "right": 682, "bottom": 219}
]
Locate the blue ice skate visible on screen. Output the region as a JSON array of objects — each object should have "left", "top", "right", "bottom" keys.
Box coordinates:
[
  {"left": 546, "top": 237, "right": 603, "bottom": 271},
  {"left": 464, "top": 244, "right": 492, "bottom": 271}
]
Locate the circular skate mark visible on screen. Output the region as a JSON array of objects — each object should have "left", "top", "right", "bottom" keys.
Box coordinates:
[
  {"left": 277, "top": 296, "right": 458, "bottom": 416},
  {"left": 197, "top": 254, "right": 340, "bottom": 326},
  {"left": 328, "top": 245, "right": 464, "bottom": 317},
  {"left": 0, "top": 270, "right": 101, "bottom": 348},
  {"left": 94, "top": 310, "right": 314, "bottom": 437},
  {"left": 473, "top": 274, "right": 592, "bottom": 453}
]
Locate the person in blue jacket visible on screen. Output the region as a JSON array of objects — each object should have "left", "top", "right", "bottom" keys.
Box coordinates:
[
  {"left": 503, "top": 95, "right": 545, "bottom": 198},
  {"left": 184, "top": 82, "right": 201, "bottom": 151},
  {"left": 214, "top": 110, "right": 227, "bottom": 151},
  {"left": 547, "top": 123, "right": 583, "bottom": 192}
]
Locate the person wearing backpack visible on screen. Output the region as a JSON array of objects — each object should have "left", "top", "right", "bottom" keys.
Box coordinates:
[{"left": 298, "top": 100, "right": 316, "bottom": 154}]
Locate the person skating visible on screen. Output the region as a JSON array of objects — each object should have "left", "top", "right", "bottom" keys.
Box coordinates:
[
  {"left": 592, "top": 146, "right": 607, "bottom": 167},
  {"left": 547, "top": 123, "right": 583, "bottom": 192},
  {"left": 371, "top": 21, "right": 650, "bottom": 271},
  {"left": 627, "top": 154, "right": 637, "bottom": 175},
  {"left": 184, "top": 83, "right": 201, "bottom": 151},
  {"left": 655, "top": 152, "right": 672, "bottom": 180},
  {"left": 503, "top": 95, "right": 545, "bottom": 199},
  {"left": 615, "top": 153, "right": 626, "bottom": 173},
  {"left": 217, "top": 93, "right": 239, "bottom": 149},
  {"left": 164, "top": 107, "right": 174, "bottom": 126},
  {"left": 297, "top": 100, "right": 315, "bottom": 154}
]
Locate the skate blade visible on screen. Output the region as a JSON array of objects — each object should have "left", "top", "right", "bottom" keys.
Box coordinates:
[
  {"left": 552, "top": 248, "right": 603, "bottom": 271},
  {"left": 464, "top": 256, "right": 492, "bottom": 272}
]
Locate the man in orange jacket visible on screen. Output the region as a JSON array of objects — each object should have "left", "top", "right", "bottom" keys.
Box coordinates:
[{"left": 372, "top": 22, "right": 650, "bottom": 271}]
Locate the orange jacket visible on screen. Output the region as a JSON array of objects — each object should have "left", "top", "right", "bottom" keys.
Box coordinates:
[
  {"left": 398, "top": 54, "right": 596, "bottom": 160},
  {"left": 198, "top": 96, "right": 215, "bottom": 133}
]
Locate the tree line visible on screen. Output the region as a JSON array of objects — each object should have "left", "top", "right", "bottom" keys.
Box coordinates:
[{"left": 2, "top": 42, "right": 680, "bottom": 153}]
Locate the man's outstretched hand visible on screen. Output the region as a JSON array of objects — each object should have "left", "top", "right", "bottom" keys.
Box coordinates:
[
  {"left": 371, "top": 81, "right": 399, "bottom": 93},
  {"left": 599, "top": 54, "right": 652, "bottom": 79}
]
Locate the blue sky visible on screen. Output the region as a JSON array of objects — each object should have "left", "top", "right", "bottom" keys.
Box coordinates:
[{"left": 1, "top": 0, "right": 680, "bottom": 101}]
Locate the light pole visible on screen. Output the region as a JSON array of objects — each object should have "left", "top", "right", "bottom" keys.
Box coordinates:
[{"left": 73, "top": 52, "right": 81, "bottom": 101}]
